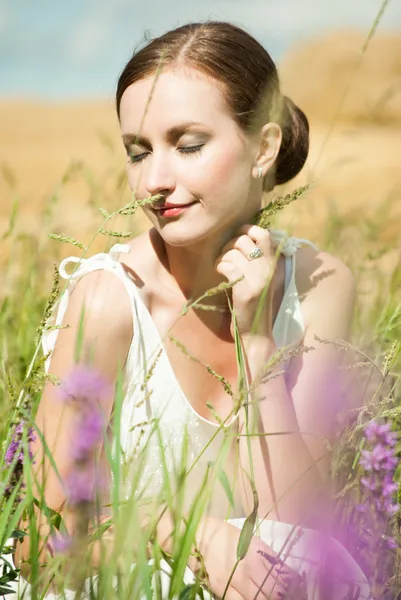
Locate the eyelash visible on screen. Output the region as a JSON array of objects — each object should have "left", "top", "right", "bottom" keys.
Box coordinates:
[{"left": 127, "top": 144, "right": 204, "bottom": 164}]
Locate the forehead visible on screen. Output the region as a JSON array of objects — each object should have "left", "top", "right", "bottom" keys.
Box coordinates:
[{"left": 119, "top": 68, "right": 234, "bottom": 134}]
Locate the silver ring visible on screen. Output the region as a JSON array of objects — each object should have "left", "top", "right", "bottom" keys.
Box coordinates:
[{"left": 249, "top": 247, "right": 263, "bottom": 260}]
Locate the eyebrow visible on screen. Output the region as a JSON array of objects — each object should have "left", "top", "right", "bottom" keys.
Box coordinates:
[{"left": 122, "top": 121, "right": 210, "bottom": 148}]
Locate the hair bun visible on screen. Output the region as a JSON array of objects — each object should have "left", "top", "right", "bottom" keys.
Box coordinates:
[{"left": 275, "top": 96, "right": 309, "bottom": 186}]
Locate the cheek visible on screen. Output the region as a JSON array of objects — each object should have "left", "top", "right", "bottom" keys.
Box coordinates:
[
  {"left": 125, "top": 164, "right": 143, "bottom": 192},
  {"left": 200, "top": 147, "right": 246, "bottom": 188},
  {"left": 125, "top": 163, "right": 134, "bottom": 188}
]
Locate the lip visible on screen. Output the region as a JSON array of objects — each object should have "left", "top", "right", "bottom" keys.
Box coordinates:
[
  {"left": 155, "top": 202, "right": 195, "bottom": 210},
  {"left": 155, "top": 201, "right": 197, "bottom": 218}
]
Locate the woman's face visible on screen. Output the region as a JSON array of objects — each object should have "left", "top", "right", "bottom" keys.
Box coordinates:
[{"left": 119, "top": 67, "right": 262, "bottom": 247}]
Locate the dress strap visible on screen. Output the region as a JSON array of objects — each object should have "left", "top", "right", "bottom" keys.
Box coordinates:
[
  {"left": 284, "top": 256, "right": 292, "bottom": 293},
  {"left": 58, "top": 243, "right": 131, "bottom": 281},
  {"left": 270, "top": 229, "right": 318, "bottom": 258}
]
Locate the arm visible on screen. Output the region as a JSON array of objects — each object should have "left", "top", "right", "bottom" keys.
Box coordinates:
[
  {"left": 238, "top": 251, "right": 356, "bottom": 525},
  {"left": 15, "top": 268, "right": 133, "bottom": 579}
]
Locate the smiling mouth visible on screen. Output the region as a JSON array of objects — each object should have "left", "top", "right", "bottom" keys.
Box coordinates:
[
  {"left": 155, "top": 201, "right": 198, "bottom": 216},
  {"left": 156, "top": 202, "right": 196, "bottom": 211}
]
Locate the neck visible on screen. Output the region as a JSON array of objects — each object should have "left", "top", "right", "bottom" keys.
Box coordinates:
[{"left": 154, "top": 226, "right": 241, "bottom": 310}]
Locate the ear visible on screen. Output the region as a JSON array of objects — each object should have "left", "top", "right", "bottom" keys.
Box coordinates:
[{"left": 252, "top": 122, "right": 282, "bottom": 180}]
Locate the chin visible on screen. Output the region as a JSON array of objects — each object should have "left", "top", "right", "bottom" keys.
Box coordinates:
[
  {"left": 159, "top": 231, "right": 209, "bottom": 248},
  {"left": 155, "top": 222, "right": 216, "bottom": 247}
]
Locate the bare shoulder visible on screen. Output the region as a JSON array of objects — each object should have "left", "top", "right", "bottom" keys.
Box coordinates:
[
  {"left": 294, "top": 243, "right": 355, "bottom": 295},
  {"left": 294, "top": 243, "right": 356, "bottom": 336},
  {"left": 121, "top": 230, "right": 155, "bottom": 272},
  {"left": 51, "top": 268, "right": 134, "bottom": 375},
  {"left": 69, "top": 268, "right": 133, "bottom": 329},
  {"left": 118, "top": 229, "right": 161, "bottom": 296},
  {"left": 124, "top": 230, "right": 149, "bottom": 254}
]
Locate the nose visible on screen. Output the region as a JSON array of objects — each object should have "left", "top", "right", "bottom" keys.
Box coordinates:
[{"left": 144, "top": 150, "right": 176, "bottom": 198}]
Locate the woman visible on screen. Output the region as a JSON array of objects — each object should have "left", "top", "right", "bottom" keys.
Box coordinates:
[{"left": 9, "top": 20, "right": 370, "bottom": 600}]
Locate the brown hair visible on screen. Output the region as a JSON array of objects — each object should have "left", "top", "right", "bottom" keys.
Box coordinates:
[{"left": 116, "top": 21, "right": 309, "bottom": 189}]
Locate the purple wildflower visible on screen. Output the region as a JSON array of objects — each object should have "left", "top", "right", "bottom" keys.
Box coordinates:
[
  {"left": 59, "top": 365, "right": 111, "bottom": 509},
  {"left": 4, "top": 421, "right": 36, "bottom": 466},
  {"left": 59, "top": 365, "right": 111, "bottom": 405},
  {"left": 332, "top": 418, "right": 399, "bottom": 593},
  {"left": 383, "top": 536, "right": 397, "bottom": 550},
  {"left": 382, "top": 474, "right": 399, "bottom": 496},
  {"left": 50, "top": 531, "right": 73, "bottom": 555},
  {"left": 364, "top": 421, "right": 398, "bottom": 447},
  {"left": 359, "top": 419, "right": 399, "bottom": 520},
  {"left": 5, "top": 439, "right": 21, "bottom": 467},
  {"left": 3, "top": 420, "right": 36, "bottom": 501},
  {"left": 65, "top": 469, "right": 95, "bottom": 504},
  {"left": 359, "top": 444, "right": 398, "bottom": 472},
  {"left": 70, "top": 407, "right": 105, "bottom": 462},
  {"left": 64, "top": 464, "right": 107, "bottom": 505}
]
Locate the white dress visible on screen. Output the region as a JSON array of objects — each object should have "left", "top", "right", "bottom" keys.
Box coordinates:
[{"left": 1, "top": 230, "right": 371, "bottom": 600}]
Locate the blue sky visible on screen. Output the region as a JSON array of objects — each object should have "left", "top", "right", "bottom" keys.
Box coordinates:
[{"left": 1, "top": 0, "right": 400, "bottom": 99}]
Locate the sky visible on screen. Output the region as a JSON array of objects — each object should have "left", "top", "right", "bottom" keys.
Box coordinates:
[{"left": 1, "top": 0, "right": 400, "bottom": 99}]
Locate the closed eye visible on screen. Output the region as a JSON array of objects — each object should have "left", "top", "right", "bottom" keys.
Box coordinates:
[{"left": 127, "top": 144, "right": 204, "bottom": 164}]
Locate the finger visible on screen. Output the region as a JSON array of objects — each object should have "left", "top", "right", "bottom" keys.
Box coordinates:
[
  {"left": 220, "top": 235, "right": 255, "bottom": 257},
  {"left": 237, "top": 225, "right": 272, "bottom": 249},
  {"left": 215, "top": 248, "right": 249, "bottom": 271},
  {"left": 233, "top": 229, "right": 274, "bottom": 266},
  {"left": 218, "top": 240, "right": 264, "bottom": 268},
  {"left": 215, "top": 259, "right": 243, "bottom": 281}
]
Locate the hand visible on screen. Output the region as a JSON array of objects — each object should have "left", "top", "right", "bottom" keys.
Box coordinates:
[
  {"left": 215, "top": 225, "right": 277, "bottom": 341},
  {"left": 191, "top": 517, "right": 305, "bottom": 600}
]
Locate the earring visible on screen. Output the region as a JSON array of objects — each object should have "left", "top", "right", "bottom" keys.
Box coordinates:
[{"left": 256, "top": 166, "right": 263, "bottom": 179}]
